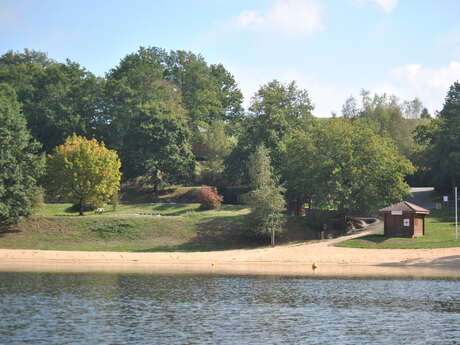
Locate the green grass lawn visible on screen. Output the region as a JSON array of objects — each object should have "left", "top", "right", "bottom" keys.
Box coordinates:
[
  {"left": 36, "top": 202, "right": 204, "bottom": 216},
  {"left": 0, "top": 203, "right": 316, "bottom": 252},
  {"left": 336, "top": 208, "right": 460, "bottom": 249}
]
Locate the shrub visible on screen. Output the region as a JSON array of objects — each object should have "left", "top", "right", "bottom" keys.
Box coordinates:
[{"left": 197, "top": 186, "right": 223, "bottom": 210}]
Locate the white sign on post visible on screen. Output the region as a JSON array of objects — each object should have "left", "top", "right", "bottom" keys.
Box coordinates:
[
  {"left": 403, "top": 218, "right": 410, "bottom": 227},
  {"left": 443, "top": 195, "right": 449, "bottom": 202}
]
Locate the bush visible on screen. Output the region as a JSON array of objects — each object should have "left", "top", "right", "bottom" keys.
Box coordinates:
[{"left": 197, "top": 186, "right": 223, "bottom": 210}]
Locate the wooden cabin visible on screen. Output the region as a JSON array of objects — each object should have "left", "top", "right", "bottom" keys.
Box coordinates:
[{"left": 379, "top": 201, "right": 430, "bottom": 238}]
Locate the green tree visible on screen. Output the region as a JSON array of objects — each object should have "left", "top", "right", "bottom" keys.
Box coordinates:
[
  {"left": 105, "top": 49, "right": 197, "bottom": 184},
  {"left": 0, "top": 83, "right": 45, "bottom": 225},
  {"left": 341, "top": 96, "right": 359, "bottom": 119},
  {"left": 46, "top": 134, "right": 122, "bottom": 215},
  {"left": 196, "top": 120, "right": 235, "bottom": 185},
  {"left": 210, "top": 63, "right": 243, "bottom": 122},
  {"left": 284, "top": 119, "right": 414, "bottom": 213},
  {"left": 243, "top": 146, "right": 285, "bottom": 245},
  {"left": 0, "top": 50, "right": 104, "bottom": 152},
  {"left": 342, "top": 90, "right": 423, "bottom": 157},
  {"left": 414, "top": 82, "right": 460, "bottom": 191},
  {"left": 225, "top": 80, "right": 314, "bottom": 185},
  {"left": 165, "top": 50, "right": 243, "bottom": 125},
  {"left": 108, "top": 47, "right": 243, "bottom": 128},
  {"left": 115, "top": 80, "right": 196, "bottom": 188},
  {"left": 403, "top": 97, "right": 423, "bottom": 119},
  {"left": 420, "top": 107, "right": 431, "bottom": 119}
]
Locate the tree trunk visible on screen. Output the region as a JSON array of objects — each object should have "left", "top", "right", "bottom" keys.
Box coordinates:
[
  {"left": 79, "top": 198, "right": 84, "bottom": 216},
  {"left": 296, "top": 200, "right": 305, "bottom": 216},
  {"left": 287, "top": 200, "right": 296, "bottom": 216},
  {"left": 271, "top": 228, "right": 275, "bottom": 246}
]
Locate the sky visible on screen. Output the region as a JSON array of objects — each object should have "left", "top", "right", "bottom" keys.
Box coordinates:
[{"left": 1, "top": 0, "right": 460, "bottom": 116}]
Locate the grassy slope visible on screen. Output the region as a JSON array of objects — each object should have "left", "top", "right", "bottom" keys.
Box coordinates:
[
  {"left": 37, "top": 202, "right": 202, "bottom": 217},
  {"left": 336, "top": 208, "right": 460, "bottom": 249},
  {"left": 0, "top": 203, "right": 317, "bottom": 252}
]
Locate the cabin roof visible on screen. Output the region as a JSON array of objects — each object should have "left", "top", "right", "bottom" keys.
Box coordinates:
[{"left": 379, "top": 201, "right": 430, "bottom": 214}]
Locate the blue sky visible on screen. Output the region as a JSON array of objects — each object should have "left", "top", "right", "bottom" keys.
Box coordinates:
[{"left": 1, "top": 0, "right": 460, "bottom": 116}]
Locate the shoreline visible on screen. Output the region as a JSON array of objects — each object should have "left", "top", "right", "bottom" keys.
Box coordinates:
[
  {"left": 1, "top": 220, "right": 459, "bottom": 279},
  {"left": 1, "top": 244, "right": 459, "bottom": 279}
]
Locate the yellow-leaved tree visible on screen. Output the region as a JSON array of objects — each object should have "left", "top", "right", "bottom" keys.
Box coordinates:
[{"left": 46, "top": 134, "right": 122, "bottom": 215}]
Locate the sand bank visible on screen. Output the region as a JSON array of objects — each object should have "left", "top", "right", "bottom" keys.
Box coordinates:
[{"left": 0, "top": 222, "right": 459, "bottom": 279}]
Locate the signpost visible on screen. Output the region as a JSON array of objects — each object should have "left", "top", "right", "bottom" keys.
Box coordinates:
[{"left": 456, "top": 187, "right": 458, "bottom": 241}]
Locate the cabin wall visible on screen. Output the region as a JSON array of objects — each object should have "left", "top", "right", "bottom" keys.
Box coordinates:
[
  {"left": 383, "top": 212, "right": 416, "bottom": 237},
  {"left": 413, "top": 216, "right": 424, "bottom": 238}
]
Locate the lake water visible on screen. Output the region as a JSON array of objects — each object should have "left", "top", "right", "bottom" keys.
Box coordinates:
[{"left": 0, "top": 273, "right": 459, "bottom": 345}]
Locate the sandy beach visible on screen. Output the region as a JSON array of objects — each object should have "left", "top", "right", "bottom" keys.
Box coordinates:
[{"left": 0, "top": 221, "right": 459, "bottom": 279}]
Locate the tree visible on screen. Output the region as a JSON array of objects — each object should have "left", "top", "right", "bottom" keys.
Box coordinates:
[
  {"left": 165, "top": 50, "right": 243, "bottom": 126},
  {"left": 284, "top": 119, "right": 414, "bottom": 213},
  {"left": 414, "top": 82, "right": 460, "bottom": 191},
  {"left": 341, "top": 90, "right": 423, "bottom": 157},
  {"left": 210, "top": 63, "right": 243, "bottom": 122},
  {"left": 46, "top": 135, "right": 121, "bottom": 215},
  {"left": 196, "top": 120, "right": 235, "bottom": 186},
  {"left": 243, "top": 146, "right": 285, "bottom": 245},
  {"left": 0, "top": 83, "right": 45, "bottom": 225},
  {"left": 403, "top": 98, "right": 423, "bottom": 119},
  {"left": 117, "top": 80, "right": 196, "bottom": 188},
  {"left": 108, "top": 47, "right": 243, "bottom": 128},
  {"left": 0, "top": 50, "right": 104, "bottom": 152},
  {"left": 341, "top": 96, "right": 359, "bottom": 118},
  {"left": 225, "top": 80, "right": 314, "bottom": 185},
  {"left": 420, "top": 107, "right": 431, "bottom": 119}
]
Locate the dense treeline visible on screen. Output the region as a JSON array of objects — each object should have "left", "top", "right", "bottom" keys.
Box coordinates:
[{"left": 1, "top": 46, "right": 457, "bottom": 227}]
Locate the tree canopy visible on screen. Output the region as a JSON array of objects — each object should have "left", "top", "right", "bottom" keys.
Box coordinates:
[
  {"left": 0, "top": 83, "right": 45, "bottom": 224},
  {"left": 46, "top": 134, "right": 121, "bottom": 215},
  {"left": 0, "top": 47, "right": 243, "bottom": 186},
  {"left": 284, "top": 119, "right": 414, "bottom": 213},
  {"left": 413, "top": 82, "right": 460, "bottom": 192},
  {"left": 0, "top": 50, "right": 103, "bottom": 152},
  {"left": 341, "top": 90, "right": 425, "bottom": 157},
  {"left": 225, "top": 80, "right": 314, "bottom": 185}
]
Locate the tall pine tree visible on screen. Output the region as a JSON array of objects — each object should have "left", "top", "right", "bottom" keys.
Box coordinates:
[{"left": 0, "top": 83, "right": 45, "bottom": 225}]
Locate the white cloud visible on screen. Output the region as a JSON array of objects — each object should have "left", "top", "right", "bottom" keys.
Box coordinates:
[
  {"left": 234, "top": 0, "right": 323, "bottom": 37},
  {"left": 227, "top": 60, "right": 460, "bottom": 118},
  {"left": 223, "top": 62, "right": 356, "bottom": 117},
  {"left": 355, "top": 0, "right": 398, "bottom": 13},
  {"left": 380, "top": 61, "right": 460, "bottom": 112}
]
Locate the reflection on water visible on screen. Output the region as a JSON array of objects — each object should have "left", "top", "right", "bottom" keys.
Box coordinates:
[{"left": 0, "top": 273, "right": 460, "bottom": 344}]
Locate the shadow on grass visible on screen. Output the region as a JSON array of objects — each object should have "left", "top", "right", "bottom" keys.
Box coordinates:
[
  {"left": 134, "top": 214, "right": 259, "bottom": 252},
  {"left": 150, "top": 203, "right": 197, "bottom": 216},
  {"left": 349, "top": 234, "right": 390, "bottom": 244},
  {"left": 0, "top": 228, "right": 22, "bottom": 237},
  {"left": 134, "top": 214, "right": 317, "bottom": 253}
]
